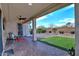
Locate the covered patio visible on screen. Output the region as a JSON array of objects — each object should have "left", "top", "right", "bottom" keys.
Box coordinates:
[
  {"left": 0, "top": 3, "right": 73, "bottom": 56},
  {"left": 3, "top": 36, "right": 69, "bottom": 56}
]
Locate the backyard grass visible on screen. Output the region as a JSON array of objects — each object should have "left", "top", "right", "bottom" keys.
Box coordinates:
[{"left": 39, "top": 36, "right": 75, "bottom": 49}]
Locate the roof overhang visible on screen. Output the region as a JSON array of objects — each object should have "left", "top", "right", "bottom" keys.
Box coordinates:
[
  {"left": 1, "top": 3, "right": 72, "bottom": 24},
  {"left": 22, "top": 3, "right": 72, "bottom": 24}
]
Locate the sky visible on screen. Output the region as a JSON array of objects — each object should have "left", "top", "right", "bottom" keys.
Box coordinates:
[{"left": 36, "top": 4, "right": 75, "bottom": 28}]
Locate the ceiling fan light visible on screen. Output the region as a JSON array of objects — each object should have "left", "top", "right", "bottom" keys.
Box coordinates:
[{"left": 28, "top": 3, "right": 32, "bottom": 6}]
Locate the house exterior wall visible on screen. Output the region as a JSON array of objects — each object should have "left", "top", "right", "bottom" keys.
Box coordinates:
[
  {"left": 75, "top": 4, "right": 79, "bottom": 56},
  {"left": 1, "top": 4, "right": 18, "bottom": 36},
  {"left": 56, "top": 27, "right": 75, "bottom": 35},
  {"left": 0, "top": 5, "right": 3, "bottom": 55},
  {"left": 0, "top": 4, "right": 7, "bottom": 51},
  {"left": 1, "top": 4, "right": 31, "bottom": 51},
  {"left": 46, "top": 27, "right": 75, "bottom": 35},
  {"left": 0, "top": 4, "right": 18, "bottom": 51},
  {"left": 23, "top": 22, "right": 30, "bottom": 36},
  {"left": 46, "top": 28, "right": 54, "bottom": 33}
]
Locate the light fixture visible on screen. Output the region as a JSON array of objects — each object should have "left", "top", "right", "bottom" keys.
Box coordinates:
[
  {"left": 18, "top": 16, "right": 26, "bottom": 20},
  {"left": 18, "top": 16, "right": 27, "bottom": 24},
  {"left": 28, "top": 3, "right": 32, "bottom": 6}
]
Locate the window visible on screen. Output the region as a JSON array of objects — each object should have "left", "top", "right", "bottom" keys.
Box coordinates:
[
  {"left": 59, "top": 31, "right": 64, "bottom": 34},
  {"left": 3, "top": 17, "right": 6, "bottom": 30},
  {"left": 71, "top": 31, "right": 75, "bottom": 34},
  {"left": 49, "top": 31, "right": 52, "bottom": 33}
]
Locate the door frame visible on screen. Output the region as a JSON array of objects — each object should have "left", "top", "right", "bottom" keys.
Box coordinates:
[
  {"left": 17, "top": 23, "right": 23, "bottom": 37},
  {"left": 0, "top": 9, "right": 3, "bottom": 56}
]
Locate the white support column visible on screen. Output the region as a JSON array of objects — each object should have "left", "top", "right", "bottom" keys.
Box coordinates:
[
  {"left": 26, "top": 22, "right": 30, "bottom": 36},
  {"left": 23, "top": 24, "right": 25, "bottom": 36},
  {"left": 32, "top": 19, "right": 37, "bottom": 41},
  {"left": 75, "top": 4, "right": 79, "bottom": 56}
]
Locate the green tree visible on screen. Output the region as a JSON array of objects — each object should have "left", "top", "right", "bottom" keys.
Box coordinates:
[
  {"left": 36, "top": 28, "right": 46, "bottom": 33},
  {"left": 53, "top": 28, "right": 57, "bottom": 33},
  {"left": 30, "top": 29, "right": 33, "bottom": 34},
  {"left": 66, "top": 22, "right": 72, "bottom": 27}
]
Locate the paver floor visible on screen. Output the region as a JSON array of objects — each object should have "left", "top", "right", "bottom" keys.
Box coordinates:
[{"left": 4, "top": 37, "right": 69, "bottom": 56}]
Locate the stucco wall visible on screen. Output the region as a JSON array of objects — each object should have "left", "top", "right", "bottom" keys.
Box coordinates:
[
  {"left": 1, "top": 4, "right": 18, "bottom": 36},
  {"left": 75, "top": 4, "right": 79, "bottom": 56},
  {"left": 0, "top": 4, "right": 6, "bottom": 51},
  {"left": 23, "top": 22, "right": 30, "bottom": 36},
  {"left": 0, "top": 4, "right": 18, "bottom": 50}
]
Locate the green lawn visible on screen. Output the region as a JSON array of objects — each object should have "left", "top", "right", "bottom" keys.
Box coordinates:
[{"left": 39, "top": 36, "right": 75, "bottom": 49}]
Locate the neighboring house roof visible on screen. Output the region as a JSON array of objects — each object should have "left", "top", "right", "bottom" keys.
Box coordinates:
[
  {"left": 46, "top": 26, "right": 75, "bottom": 33},
  {"left": 56, "top": 26, "right": 75, "bottom": 33}
]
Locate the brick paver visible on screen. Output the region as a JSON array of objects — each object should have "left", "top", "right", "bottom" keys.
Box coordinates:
[{"left": 4, "top": 37, "right": 69, "bottom": 56}]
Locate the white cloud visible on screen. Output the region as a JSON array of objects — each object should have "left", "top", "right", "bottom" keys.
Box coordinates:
[
  {"left": 55, "top": 23, "right": 66, "bottom": 27},
  {"left": 55, "top": 18, "right": 75, "bottom": 27},
  {"left": 36, "top": 22, "right": 49, "bottom": 28},
  {"left": 59, "top": 18, "right": 75, "bottom": 23},
  {"left": 36, "top": 15, "right": 47, "bottom": 21}
]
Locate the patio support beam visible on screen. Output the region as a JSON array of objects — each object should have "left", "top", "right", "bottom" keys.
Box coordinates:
[
  {"left": 32, "top": 19, "right": 37, "bottom": 41},
  {"left": 75, "top": 3, "right": 79, "bottom": 56}
]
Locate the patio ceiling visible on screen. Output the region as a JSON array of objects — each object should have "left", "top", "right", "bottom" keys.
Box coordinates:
[
  {"left": 23, "top": 3, "right": 72, "bottom": 23},
  {"left": 1, "top": 3, "right": 72, "bottom": 24},
  {"left": 1, "top": 3, "right": 51, "bottom": 22}
]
